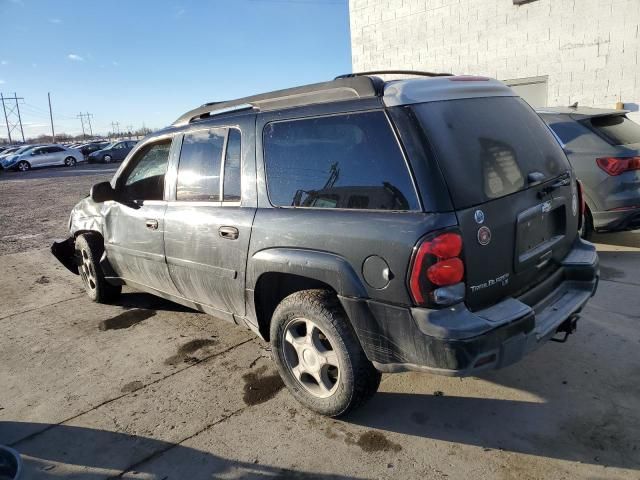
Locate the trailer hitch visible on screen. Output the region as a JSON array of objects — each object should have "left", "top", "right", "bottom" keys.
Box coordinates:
[{"left": 551, "top": 315, "right": 578, "bottom": 343}]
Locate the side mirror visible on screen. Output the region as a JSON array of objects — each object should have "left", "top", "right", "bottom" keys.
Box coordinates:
[{"left": 90, "top": 181, "right": 116, "bottom": 203}]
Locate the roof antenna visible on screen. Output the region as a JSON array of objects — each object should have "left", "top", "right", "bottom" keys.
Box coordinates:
[{"left": 569, "top": 101, "right": 579, "bottom": 109}]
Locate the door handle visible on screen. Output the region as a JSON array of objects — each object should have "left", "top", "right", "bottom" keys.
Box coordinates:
[
  {"left": 145, "top": 219, "right": 159, "bottom": 230},
  {"left": 218, "top": 226, "right": 239, "bottom": 240}
]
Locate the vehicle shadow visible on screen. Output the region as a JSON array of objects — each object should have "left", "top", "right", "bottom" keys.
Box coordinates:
[
  {"left": 2, "top": 422, "right": 359, "bottom": 479},
  {"left": 114, "top": 291, "right": 194, "bottom": 313}
]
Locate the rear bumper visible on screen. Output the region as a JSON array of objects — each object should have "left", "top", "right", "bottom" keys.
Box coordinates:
[
  {"left": 342, "top": 238, "right": 599, "bottom": 376},
  {"left": 593, "top": 206, "right": 640, "bottom": 232}
]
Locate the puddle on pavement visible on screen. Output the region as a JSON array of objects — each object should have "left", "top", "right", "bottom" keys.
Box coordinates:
[
  {"left": 99, "top": 309, "right": 156, "bottom": 331},
  {"left": 242, "top": 365, "right": 284, "bottom": 406},
  {"left": 121, "top": 380, "right": 144, "bottom": 393},
  {"left": 599, "top": 265, "right": 625, "bottom": 281},
  {"left": 164, "top": 338, "right": 217, "bottom": 366},
  {"left": 351, "top": 430, "right": 402, "bottom": 453}
]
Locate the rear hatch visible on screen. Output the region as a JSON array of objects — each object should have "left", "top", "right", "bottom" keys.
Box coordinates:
[{"left": 413, "top": 96, "right": 579, "bottom": 311}]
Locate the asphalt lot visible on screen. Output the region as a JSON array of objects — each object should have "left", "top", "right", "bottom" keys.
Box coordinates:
[{"left": 1, "top": 164, "right": 639, "bottom": 479}]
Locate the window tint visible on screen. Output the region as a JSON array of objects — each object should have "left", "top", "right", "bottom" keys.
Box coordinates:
[
  {"left": 49, "top": 146, "right": 64, "bottom": 153},
  {"left": 176, "top": 128, "right": 225, "bottom": 201},
  {"left": 413, "top": 97, "right": 570, "bottom": 209},
  {"left": 114, "top": 143, "right": 125, "bottom": 149},
  {"left": 588, "top": 115, "right": 640, "bottom": 146},
  {"left": 263, "top": 111, "right": 418, "bottom": 211},
  {"left": 223, "top": 129, "right": 241, "bottom": 202},
  {"left": 121, "top": 141, "right": 171, "bottom": 200}
]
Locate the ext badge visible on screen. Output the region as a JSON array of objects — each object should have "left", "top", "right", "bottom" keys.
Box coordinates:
[
  {"left": 474, "top": 209, "right": 485, "bottom": 224},
  {"left": 477, "top": 226, "right": 491, "bottom": 246}
]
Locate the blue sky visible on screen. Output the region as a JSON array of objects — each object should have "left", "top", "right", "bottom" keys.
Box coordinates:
[{"left": 0, "top": 0, "right": 351, "bottom": 139}]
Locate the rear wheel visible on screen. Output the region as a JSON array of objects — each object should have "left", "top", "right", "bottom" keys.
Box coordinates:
[
  {"left": 64, "top": 156, "right": 77, "bottom": 167},
  {"left": 16, "top": 160, "right": 30, "bottom": 172},
  {"left": 103, "top": 154, "right": 112, "bottom": 163},
  {"left": 75, "top": 233, "right": 122, "bottom": 303},
  {"left": 270, "top": 289, "right": 381, "bottom": 417}
]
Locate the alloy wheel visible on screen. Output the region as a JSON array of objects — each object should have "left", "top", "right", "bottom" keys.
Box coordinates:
[
  {"left": 282, "top": 317, "right": 341, "bottom": 398},
  {"left": 79, "top": 247, "right": 97, "bottom": 292}
]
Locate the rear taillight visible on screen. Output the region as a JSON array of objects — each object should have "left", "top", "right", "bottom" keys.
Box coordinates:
[
  {"left": 577, "top": 180, "right": 585, "bottom": 230},
  {"left": 596, "top": 156, "right": 640, "bottom": 176},
  {"left": 409, "top": 230, "right": 465, "bottom": 308}
]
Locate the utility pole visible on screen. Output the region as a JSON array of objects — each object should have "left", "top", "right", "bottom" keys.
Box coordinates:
[
  {"left": 86, "top": 112, "right": 93, "bottom": 137},
  {"left": 77, "top": 112, "right": 94, "bottom": 140},
  {"left": 126, "top": 125, "right": 133, "bottom": 139},
  {"left": 0, "top": 92, "right": 26, "bottom": 143},
  {"left": 111, "top": 121, "right": 120, "bottom": 139},
  {"left": 1, "top": 93, "right": 11, "bottom": 144},
  {"left": 48, "top": 92, "right": 55, "bottom": 143}
]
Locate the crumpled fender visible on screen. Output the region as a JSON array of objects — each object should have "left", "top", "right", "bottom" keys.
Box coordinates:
[{"left": 69, "top": 196, "right": 105, "bottom": 236}]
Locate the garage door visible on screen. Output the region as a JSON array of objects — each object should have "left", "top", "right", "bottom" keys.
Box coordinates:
[{"left": 504, "top": 76, "right": 548, "bottom": 108}]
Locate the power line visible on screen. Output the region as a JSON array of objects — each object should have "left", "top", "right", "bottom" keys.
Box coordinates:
[
  {"left": 1, "top": 93, "right": 25, "bottom": 143},
  {"left": 110, "top": 121, "right": 120, "bottom": 139}
]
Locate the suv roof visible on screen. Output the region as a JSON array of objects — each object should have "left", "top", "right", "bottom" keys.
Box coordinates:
[
  {"left": 172, "top": 72, "right": 515, "bottom": 127},
  {"left": 536, "top": 106, "right": 628, "bottom": 119}
]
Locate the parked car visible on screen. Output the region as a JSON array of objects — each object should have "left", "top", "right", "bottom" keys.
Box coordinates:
[
  {"left": 87, "top": 140, "right": 137, "bottom": 163},
  {"left": 1, "top": 144, "right": 82, "bottom": 171},
  {"left": 0, "top": 146, "right": 22, "bottom": 161},
  {"left": 52, "top": 73, "right": 599, "bottom": 416},
  {"left": 78, "top": 141, "right": 110, "bottom": 158},
  {"left": 538, "top": 107, "right": 640, "bottom": 238}
]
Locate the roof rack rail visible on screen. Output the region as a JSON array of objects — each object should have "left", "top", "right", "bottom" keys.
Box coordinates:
[
  {"left": 173, "top": 76, "right": 382, "bottom": 126},
  {"left": 335, "top": 70, "right": 453, "bottom": 79}
]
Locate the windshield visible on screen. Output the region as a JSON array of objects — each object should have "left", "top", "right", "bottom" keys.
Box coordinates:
[
  {"left": 587, "top": 115, "right": 640, "bottom": 145},
  {"left": 14, "top": 145, "right": 35, "bottom": 154},
  {"left": 413, "top": 96, "right": 570, "bottom": 209}
]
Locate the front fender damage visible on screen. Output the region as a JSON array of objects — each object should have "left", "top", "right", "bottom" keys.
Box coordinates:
[{"left": 51, "top": 237, "right": 78, "bottom": 274}]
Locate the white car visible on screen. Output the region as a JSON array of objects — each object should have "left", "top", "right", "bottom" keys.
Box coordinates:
[{"left": 1, "top": 144, "right": 83, "bottom": 171}]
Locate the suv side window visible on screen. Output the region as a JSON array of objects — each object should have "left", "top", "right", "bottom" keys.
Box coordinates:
[
  {"left": 120, "top": 140, "right": 171, "bottom": 201},
  {"left": 223, "top": 129, "right": 241, "bottom": 202},
  {"left": 176, "top": 128, "right": 225, "bottom": 201},
  {"left": 263, "top": 111, "right": 419, "bottom": 211}
]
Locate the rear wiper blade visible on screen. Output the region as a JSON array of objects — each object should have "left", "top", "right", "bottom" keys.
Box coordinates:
[{"left": 537, "top": 171, "right": 571, "bottom": 198}]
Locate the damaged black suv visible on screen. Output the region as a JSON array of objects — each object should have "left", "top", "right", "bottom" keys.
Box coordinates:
[{"left": 53, "top": 71, "right": 599, "bottom": 416}]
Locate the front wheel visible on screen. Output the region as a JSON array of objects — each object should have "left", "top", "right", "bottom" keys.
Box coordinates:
[
  {"left": 270, "top": 289, "right": 381, "bottom": 417},
  {"left": 75, "top": 234, "right": 122, "bottom": 303},
  {"left": 103, "top": 154, "right": 112, "bottom": 163},
  {"left": 64, "top": 156, "right": 77, "bottom": 167},
  {"left": 16, "top": 160, "right": 30, "bottom": 172}
]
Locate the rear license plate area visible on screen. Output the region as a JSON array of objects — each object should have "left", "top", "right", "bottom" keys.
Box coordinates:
[{"left": 515, "top": 202, "right": 565, "bottom": 273}]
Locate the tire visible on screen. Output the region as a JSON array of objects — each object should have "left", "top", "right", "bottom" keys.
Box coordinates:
[
  {"left": 75, "top": 233, "right": 122, "bottom": 303},
  {"left": 270, "top": 289, "right": 381, "bottom": 417},
  {"left": 103, "top": 154, "right": 112, "bottom": 163},
  {"left": 64, "top": 156, "right": 77, "bottom": 167},
  {"left": 580, "top": 206, "right": 594, "bottom": 240},
  {"left": 16, "top": 160, "right": 30, "bottom": 172}
]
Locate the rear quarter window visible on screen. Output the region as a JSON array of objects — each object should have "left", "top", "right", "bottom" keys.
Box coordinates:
[
  {"left": 262, "top": 111, "right": 419, "bottom": 211},
  {"left": 413, "top": 97, "right": 570, "bottom": 209}
]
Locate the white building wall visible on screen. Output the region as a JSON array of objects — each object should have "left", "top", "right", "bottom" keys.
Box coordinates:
[{"left": 349, "top": 0, "right": 640, "bottom": 121}]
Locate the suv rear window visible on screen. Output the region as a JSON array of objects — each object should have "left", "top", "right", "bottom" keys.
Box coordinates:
[
  {"left": 587, "top": 115, "right": 640, "bottom": 146},
  {"left": 263, "top": 111, "right": 419, "bottom": 211},
  {"left": 413, "top": 97, "right": 570, "bottom": 209}
]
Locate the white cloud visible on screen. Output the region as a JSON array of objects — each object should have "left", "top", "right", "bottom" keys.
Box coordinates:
[
  {"left": 67, "top": 53, "right": 84, "bottom": 62},
  {"left": 49, "top": 18, "right": 62, "bottom": 24},
  {"left": 0, "top": 79, "right": 5, "bottom": 85}
]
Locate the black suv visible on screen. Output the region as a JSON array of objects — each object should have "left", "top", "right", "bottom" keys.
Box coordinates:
[{"left": 52, "top": 72, "right": 599, "bottom": 416}]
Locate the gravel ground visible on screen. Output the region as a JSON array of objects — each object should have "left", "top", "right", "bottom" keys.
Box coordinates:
[{"left": 0, "top": 165, "right": 116, "bottom": 255}]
